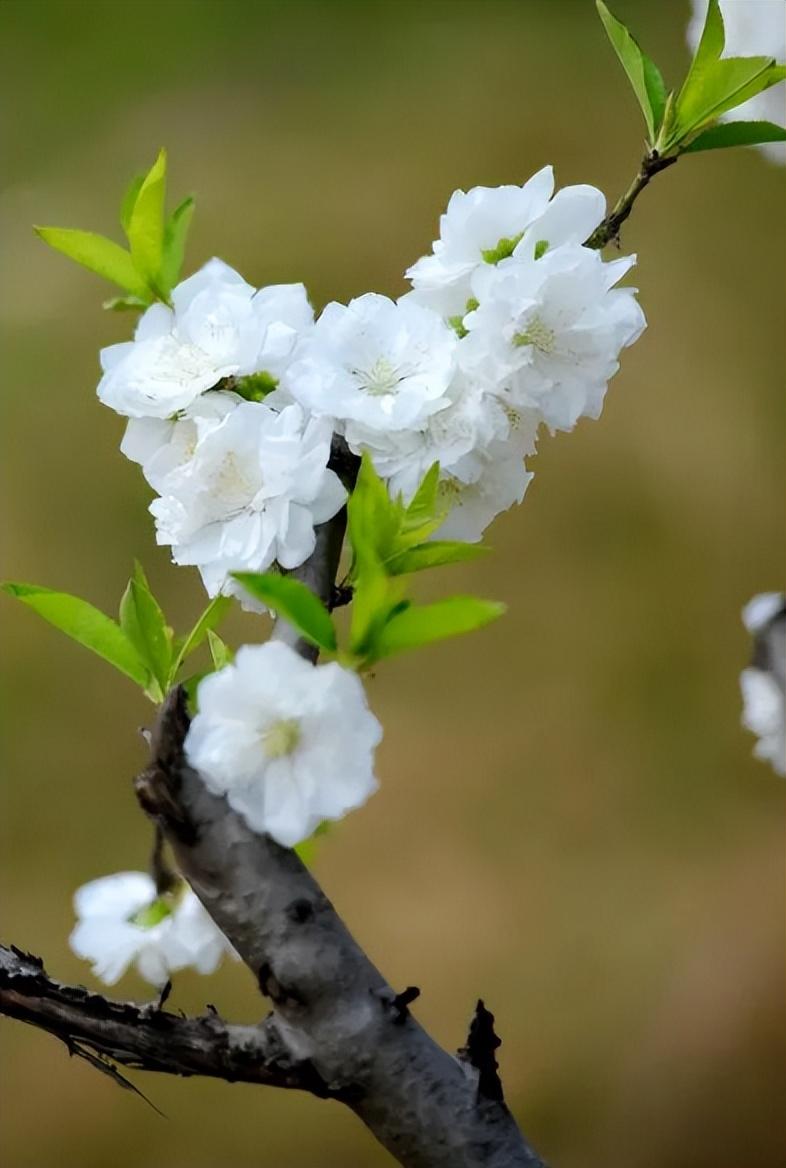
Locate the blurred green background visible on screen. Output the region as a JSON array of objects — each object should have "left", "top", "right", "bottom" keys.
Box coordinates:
[{"left": 1, "top": 1, "right": 784, "bottom": 1165}]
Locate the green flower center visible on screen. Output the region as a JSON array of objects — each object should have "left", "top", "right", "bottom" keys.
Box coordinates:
[
  {"left": 263, "top": 718, "right": 301, "bottom": 759},
  {"left": 130, "top": 898, "right": 174, "bottom": 929},
  {"left": 513, "top": 317, "right": 556, "bottom": 354}
]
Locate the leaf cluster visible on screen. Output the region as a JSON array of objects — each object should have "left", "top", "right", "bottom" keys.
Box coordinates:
[
  {"left": 34, "top": 150, "right": 195, "bottom": 310},
  {"left": 597, "top": 0, "right": 786, "bottom": 158}
]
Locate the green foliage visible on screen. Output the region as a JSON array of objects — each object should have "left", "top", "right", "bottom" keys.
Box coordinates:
[
  {"left": 2, "top": 569, "right": 233, "bottom": 702},
  {"left": 1, "top": 582, "right": 151, "bottom": 691},
  {"left": 34, "top": 149, "right": 195, "bottom": 308},
  {"left": 596, "top": 0, "right": 667, "bottom": 142},
  {"left": 232, "top": 572, "right": 337, "bottom": 652},
  {"left": 345, "top": 456, "right": 503, "bottom": 668},
  {"left": 683, "top": 119, "right": 786, "bottom": 153},
  {"left": 596, "top": 0, "right": 786, "bottom": 158},
  {"left": 206, "top": 629, "right": 234, "bottom": 671}
]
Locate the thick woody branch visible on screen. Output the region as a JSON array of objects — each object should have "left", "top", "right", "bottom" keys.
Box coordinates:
[{"left": 0, "top": 944, "right": 330, "bottom": 1095}]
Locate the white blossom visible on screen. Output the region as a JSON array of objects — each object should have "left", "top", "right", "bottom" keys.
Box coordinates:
[
  {"left": 149, "top": 401, "right": 345, "bottom": 600},
  {"left": 461, "top": 244, "right": 646, "bottom": 432},
  {"left": 404, "top": 169, "right": 608, "bottom": 319},
  {"left": 740, "top": 591, "right": 785, "bottom": 776},
  {"left": 436, "top": 445, "right": 534, "bottom": 543},
  {"left": 185, "top": 642, "right": 382, "bottom": 848},
  {"left": 98, "top": 259, "right": 313, "bottom": 419},
  {"left": 688, "top": 0, "right": 786, "bottom": 164},
  {"left": 120, "top": 390, "right": 240, "bottom": 493},
  {"left": 285, "top": 293, "right": 457, "bottom": 432},
  {"left": 69, "top": 871, "right": 235, "bottom": 987}
]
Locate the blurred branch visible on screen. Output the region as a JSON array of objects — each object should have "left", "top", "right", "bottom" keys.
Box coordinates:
[
  {"left": 0, "top": 944, "right": 332, "bottom": 1095},
  {"left": 132, "top": 504, "right": 546, "bottom": 1168},
  {"left": 585, "top": 151, "right": 677, "bottom": 250}
]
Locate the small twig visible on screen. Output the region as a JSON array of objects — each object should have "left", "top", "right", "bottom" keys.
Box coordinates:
[{"left": 585, "top": 151, "right": 678, "bottom": 251}]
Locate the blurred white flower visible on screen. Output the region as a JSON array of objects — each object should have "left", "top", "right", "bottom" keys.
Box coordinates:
[
  {"left": 150, "top": 401, "right": 345, "bottom": 599},
  {"left": 185, "top": 642, "right": 382, "bottom": 848},
  {"left": 286, "top": 293, "right": 457, "bottom": 432},
  {"left": 69, "top": 871, "right": 235, "bottom": 988},
  {"left": 740, "top": 591, "right": 785, "bottom": 776},
  {"left": 405, "top": 169, "right": 608, "bottom": 320},
  {"left": 98, "top": 259, "right": 313, "bottom": 419},
  {"left": 462, "top": 244, "right": 645, "bottom": 432},
  {"left": 687, "top": 0, "right": 786, "bottom": 164}
]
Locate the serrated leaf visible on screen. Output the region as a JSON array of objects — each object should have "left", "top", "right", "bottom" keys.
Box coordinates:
[
  {"left": 232, "top": 572, "right": 337, "bottom": 652},
  {"left": 120, "top": 173, "right": 145, "bottom": 236},
  {"left": 206, "top": 629, "right": 233, "bottom": 671},
  {"left": 167, "top": 594, "right": 233, "bottom": 686},
  {"left": 596, "top": 0, "right": 668, "bottom": 140},
  {"left": 127, "top": 148, "right": 167, "bottom": 293},
  {"left": 160, "top": 196, "right": 195, "bottom": 295},
  {"left": 33, "top": 228, "right": 150, "bottom": 299},
  {"left": 118, "top": 562, "right": 172, "bottom": 696},
  {"left": 2, "top": 582, "right": 150, "bottom": 690},
  {"left": 683, "top": 119, "right": 786, "bottom": 153},
  {"left": 369, "top": 596, "right": 505, "bottom": 663},
  {"left": 386, "top": 541, "right": 491, "bottom": 576}
]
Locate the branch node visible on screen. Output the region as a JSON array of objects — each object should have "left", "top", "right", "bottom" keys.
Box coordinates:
[{"left": 458, "top": 998, "right": 506, "bottom": 1105}]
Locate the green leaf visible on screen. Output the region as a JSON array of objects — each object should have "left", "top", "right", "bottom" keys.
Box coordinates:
[
  {"left": 1, "top": 582, "right": 150, "bottom": 690},
  {"left": 386, "top": 541, "right": 491, "bottom": 576},
  {"left": 348, "top": 453, "right": 401, "bottom": 565},
  {"left": 596, "top": 0, "right": 668, "bottom": 140},
  {"left": 232, "top": 572, "right": 337, "bottom": 652},
  {"left": 102, "top": 294, "right": 150, "bottom": 312},
  {"left": 160, "top": 195, "right": 195, "bottom": 294},
  {"left": 369, "top": 595, "right": 505, "bottom": 663},
  {"left": 118, "top": 562, "right": 172, "bottom": 697},
  {"left": 398, "top": 462, "right": 445, "bottom": 544},
  {"left": 127, "top": 148, "right": 167, "bottom": 293},
  {"left": 676, "top": 57, "right": 784, "bottom": 141},
  {"left": 167, "top": 594, "right": 233, "bottom": 686},
  {"left": 683, "top": 119, "right": 786, "bottom": 153},
  {"left": 206, "top": 629, "right": 233, "bottom": 671},
  {"left": 33, "top": 227, "right": 150, "bottom": 299},
  {"left": 120, "top": 173, "right": 145, "bottom": 236}
]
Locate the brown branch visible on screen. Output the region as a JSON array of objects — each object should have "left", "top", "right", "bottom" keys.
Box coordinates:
[
  {"left": 0, "top": 944, "right": 332, "bottom": 1095},
  {"left": 585, "top": 151, "right": 678, "bottom": 251}
]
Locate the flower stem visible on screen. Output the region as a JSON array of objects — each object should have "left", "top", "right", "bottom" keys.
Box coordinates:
[{"left": 585, "top": 151, "right": 678, "bottom": 251}]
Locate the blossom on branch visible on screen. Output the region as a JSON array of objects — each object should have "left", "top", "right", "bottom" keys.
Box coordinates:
[
  {"left": 98, "top": 259, "right": 313, "bottom": 419},
  {"left": 185, "top": 642, "right": 382, "bottom": 847},
  {"left": 149, "top": 401, "right": 346, "bottom": 601},
  {"left": 69, "top": 871, "right": 235, "bottom": 987}
]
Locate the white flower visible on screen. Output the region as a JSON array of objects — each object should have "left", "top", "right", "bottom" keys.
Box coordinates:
[
  {"left": 404, "top": 169, "right": 608, "bottom": 319},
  {"left": 740, "top": 668, "right": 785, "bottom": 776},
  {"left": 742, "top": 590, "right": 785, "bottom": 634},
  {"left": 285, "top": 293, "right": 457, "bottom": 432},
  {"left": 185, "top": 642, "right": 382, "bottom": 848},
  {"left": 346, "top": 376, "right": 537, "bottom": 505},
  {"left": 461, "top": 244, "right": 646, "bottom": 432},
  {"left": 98, "top": 259, "right": 314, "bottom": 419},
  {"left": 150, "top": 401, "right": 346, "bottom": 600},
  {"left": 688, "top": 0, "right": 786, "bottom": 164},
  {"left": 436, "top": 446, "right": 534, "bottom": 543},
  {"left": 120, "top": 390, "right": 240, "bottom": 492},
  {"left": 69, "top": 871, "right": 235, "bottom": 988}
]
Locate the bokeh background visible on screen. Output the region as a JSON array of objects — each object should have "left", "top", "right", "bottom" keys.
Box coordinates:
[{"left": 1, "top": 1, "right": 784, "bottom": 1165}]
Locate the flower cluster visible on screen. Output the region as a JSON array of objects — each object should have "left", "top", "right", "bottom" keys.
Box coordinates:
[
  {"left": 740, "top": 592, "right": 785, "bottom": 777},
  {"left": 100, "top": 168, "right": 644, "bottom": 584},
  {"left": 69, "top": 871, "right": 237, "bottom": 987}
]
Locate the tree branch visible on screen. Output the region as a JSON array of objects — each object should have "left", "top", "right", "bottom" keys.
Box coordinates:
[
  {"left": 585, "top": 151, "right": 677, "bottom": 251},
  {"left": 0, "top": 944, "right": 332, "bottom": 1095}
]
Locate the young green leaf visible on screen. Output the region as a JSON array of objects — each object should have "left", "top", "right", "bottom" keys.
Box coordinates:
[
  {"left": 206, "top": 629, "right": 233, "bottom": 671},
  {"left": 120, "top": 173, "right": 145, "bottom": 236},
  {"left": 103, "top": 294, "right": 151, "bottom": 313},
  {"left": 167, "top": 594, "right": 233, "bottom": 686},
  {"left": 596, "top": 0, "right": 668, "bottom": 141},
  {"left": 33, "top": 228, "right": 150, "bottom": 300},
  {"left": 348, "top": 453, "right": 401, "bottom": 565},
  {"left": 232, "top": 572, "right": 337, "bottom": 652},
  {"left": 369, "top": 595, "right": 505, "bottom": 662},
  {"left": 1, "top": 582, "right": 150, "bottom": 690},
  {"left": 675, "top": 57, "right": 784, "bottom": 142},
  {"left": 683, "top": 119, "right": 786, "bottom": 153},
  {"left": 160, "top": 195, "right": 195, "bottom": 294},
  {"left": 386, "top": 540, "right": 491, "bottom": 576},
  {"left": 118, "top": 563, "right": 172, "bottom": 696},
  {"left": 127, "top": 148, "right": 167, "bottom": 294}
]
